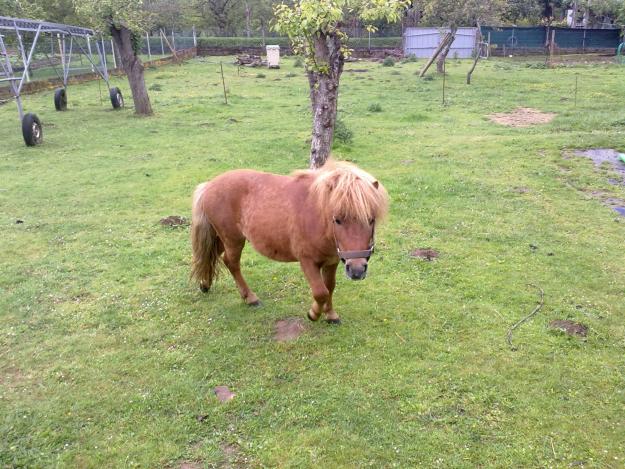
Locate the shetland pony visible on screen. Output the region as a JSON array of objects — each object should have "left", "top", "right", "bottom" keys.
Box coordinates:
[{"left": 191, "top": 160, "right": 389, "bottom": 323}]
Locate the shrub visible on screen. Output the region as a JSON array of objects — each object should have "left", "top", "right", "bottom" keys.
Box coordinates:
[
  {"left": 382, "top": 57, "right": 396, "bottom": 67},
  {"left": 368, "top": 103, "right": 382, "bottom": 113},
  {"left": 256, "top": 73, "right": 266, "bottom": 78},
  {"left": 333, "top": 118, "right": 353, "bottom": 145},
  {"left": 149, "top": 83, "right": 163, "bottom": 91},
  {"left": 293, "top": 56, "right": 304, "bottom": 67},
  {"left": 402, "top": 54, "right": 418, "bottom": 63}
]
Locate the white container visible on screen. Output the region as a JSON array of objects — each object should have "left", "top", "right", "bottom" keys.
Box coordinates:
[{"left": 266, "top": 45, "right": 280, "bottom": 69}]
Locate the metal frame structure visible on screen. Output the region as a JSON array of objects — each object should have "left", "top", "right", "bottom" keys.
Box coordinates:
[{"left": 1, "top": 15, "right": 121, "bottom": 146}]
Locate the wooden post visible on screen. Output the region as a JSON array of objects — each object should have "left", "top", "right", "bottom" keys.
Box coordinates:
[
  {"left": 192, "top": 26, "right": 197, "bottom": 47},
  {"left": 549, "top": 29, "right": 556, "bottom": 67},
  {"left": 419, "top": 32, "right": 453, "bottom": 77},
  {"left": 220, "top": 62, "right": 228, "bottom": 104}
]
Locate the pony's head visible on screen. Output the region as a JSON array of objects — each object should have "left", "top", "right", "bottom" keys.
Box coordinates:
[{"left": 311, "top": 160, "right": 389, "bottom": 280}]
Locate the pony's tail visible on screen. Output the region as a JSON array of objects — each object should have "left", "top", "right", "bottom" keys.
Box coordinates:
[{"left": 191, "top": 183, "right": 222, "bottom": 290}]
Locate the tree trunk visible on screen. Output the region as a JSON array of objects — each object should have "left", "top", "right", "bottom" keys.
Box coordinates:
[
  {"left": 245, "top": 2, "right": 252, "bottom": 38},
  {"left": 307, "top": 32, "right": 344, "bottom": 169},
  {"left": 436, "top": 26, "right": 457, "bottom": 74},
  {"left": 418, "top": 31, "right": 452, "bottom": 77},
  {"left": 110, "top": 25, "right": 153, "bottom": 116}
]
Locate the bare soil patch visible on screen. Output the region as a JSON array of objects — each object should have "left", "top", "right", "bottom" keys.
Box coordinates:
[
  {"left": 160, "top": 215, "right": 189, "bottom": 227},
  {"left": 214, "top": 386, "right": 235, "bottom": 402},
  {"left": 549, "top": 320, "right": 588, "bottom": 337},
  {"left": 489, "top": 108, "right": 556, "bottom": 127},
  {"left": 410, "top": 248, "right": 439, "bottom": 261},
  {"left": 274, "top": 317, "right": 307, "bottom": 342}
]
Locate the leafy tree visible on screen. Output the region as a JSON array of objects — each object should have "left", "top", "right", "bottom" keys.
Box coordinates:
[
  {"left": 74, "top": 0, "right": 153, "bottom": 115},
  {"left": 274, "top": 0, "right": 409, "bottom": 168}
]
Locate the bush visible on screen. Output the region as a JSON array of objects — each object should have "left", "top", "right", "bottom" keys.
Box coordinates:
[
  {"left": 149, "top": 83, "right": 163, "bottom": 91},
  {"left": 333, "top": 118, "right": 353, "bottom": 145},
  {"left": 402, "top": 54, "right": 418, "bottom": 63},
  {"left": 382, "top": 57, "right": 396, "bottom": 67},
  {"left": 256, "top": 73, "right": 266, "bottom": 78},
  {"left": 367, "top": 103, "right": 382, "bottom": 113},
  {"left": 293, "top": 56, "right": 304, "bottom": 67}
]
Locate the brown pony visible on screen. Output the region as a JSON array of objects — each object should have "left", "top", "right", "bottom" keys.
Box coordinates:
[{"left": 191, "top": 160, "right": 389, "bottom": 323}]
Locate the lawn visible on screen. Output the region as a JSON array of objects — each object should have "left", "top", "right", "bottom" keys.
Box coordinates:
[{"left": 1, "top": 55, "right": 624, "bottom": 468}]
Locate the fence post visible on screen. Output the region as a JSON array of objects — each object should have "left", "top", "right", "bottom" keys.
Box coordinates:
[
  {"left": 582, "top": 28, "right": 586, "bottom": 53},
  {"left": 171, "top": 29, "right": 176, "bottom": 52},
  {"left": 192, "top": 26, "right": 197, "bottom": 47},
  {"left": 147, "top": 32, "right": 152, "bottom": 60},
  {"left": 110, "top": 39, "right": 117, "bottom": 69},
  {"left": 160, "top": 32, "right": 165, "bottom": 55}
]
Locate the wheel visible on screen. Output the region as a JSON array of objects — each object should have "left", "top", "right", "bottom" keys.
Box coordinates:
[
  {"left": 22, "top": 113, "right": 43, "bottom": 146},
  {"left": 110, "top": 87, "right": 124, "bottom": 109},
  {"left": 54, "top": 88, "right": 67, "bottom": 111}
]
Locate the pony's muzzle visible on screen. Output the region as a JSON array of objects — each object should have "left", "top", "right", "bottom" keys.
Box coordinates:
[{"left": 345, "top": 260, "right": 368, "bottom": 280}]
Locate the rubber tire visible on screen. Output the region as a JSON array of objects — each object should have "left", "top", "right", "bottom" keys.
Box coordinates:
[
  {"left": 22, "top": 113, "right": 43, "bottom": 146},
  {"left": 54, "top": 88, "right": 67, "bottom": 111},
  {"left": 110, "top": 87, "right": 124, "bottom": 109}
]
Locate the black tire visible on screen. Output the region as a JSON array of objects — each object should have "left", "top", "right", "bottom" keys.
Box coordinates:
[
  {"left": 22, "top": 113, "right": 43, "bottom": 146},
  {"left": 54, "top": 88, "right": 67, "bottom": 111},
  {"left": 110, "top": 87, "right": 124, "bottom": 109}
]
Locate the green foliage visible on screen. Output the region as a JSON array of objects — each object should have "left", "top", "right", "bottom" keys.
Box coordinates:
[
  {"left": 293, "top": 56, "right": 305, "bottom": 67},
  {"left": 367, "top": 102, "right": 382, "bottom": 112},
  {"left": 402, "top": 54, "right": 418, "bottom": 63},
  {"left": 272, "top": 0, "right": 409, "bottom": 73},
  {"left": 73, "top": 0, "right": 150, "bottom": 33},
  {"left": 256, "top": 72, "right": 266, "bottom": 78},
  {"left": 149, "top": 83, "right": 163, "bottom": 91},
  {"left": 332, "top": 117, "right": 353, "bottom": 145},
  {"left": 382, "top": 57, "right": 396, "bottom": 67}
]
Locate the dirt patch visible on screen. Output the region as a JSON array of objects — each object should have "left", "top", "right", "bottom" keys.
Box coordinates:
[
  {"left": 214, "top": 386, "right": 235, "bottom": 403},
  {"left": 179, "top": 462, "right": 202, "bottom": 469},
  {"left": 160, "top": 216, "right": 189, "bottom": 227},
  {"left": 512, "top": 186, "right": 530, "bottom": 194},
  {"left": 489, "top": 108, "right": 556, "bottom": 127},
  {"left": 345, "top": 68, "right": 369, "bottom": 73},
  {"left": 549, "top": 319, "right": 588, "bottom": 337},
  {"left": 274, "top": 317, "right": 307, "bottom": 342},
  {"left": 410, "top": 248, "right": 439, "bottom": 261}
]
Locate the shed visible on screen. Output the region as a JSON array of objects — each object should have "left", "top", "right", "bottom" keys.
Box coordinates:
[{"left": 404, "top": 27, "right": 478, "bottom": 58}]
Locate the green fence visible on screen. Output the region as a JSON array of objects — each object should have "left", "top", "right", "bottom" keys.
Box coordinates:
[{"left": 481, "top": 26, "right": 621, "bottom": 51}]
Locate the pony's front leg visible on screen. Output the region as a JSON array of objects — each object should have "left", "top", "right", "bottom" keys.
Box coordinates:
[
  {"left": 300, "top": 259, "right": 339, "bottom": 324},
  {"left": 321, "top": 263, "right": 340, "bottom": 324}
]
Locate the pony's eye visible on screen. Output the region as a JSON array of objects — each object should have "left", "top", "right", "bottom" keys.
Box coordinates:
[{"left": 334, "top": 218, "right": 342, "bottom": 225}]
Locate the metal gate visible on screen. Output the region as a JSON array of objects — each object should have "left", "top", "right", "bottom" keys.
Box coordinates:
[{"left": 404, "top": 27, "right": 478, "bottom": 58}]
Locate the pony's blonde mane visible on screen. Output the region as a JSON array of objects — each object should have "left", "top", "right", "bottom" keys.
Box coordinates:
[{"left": 295, "top": 160, "right": 389, "bottom": 224}]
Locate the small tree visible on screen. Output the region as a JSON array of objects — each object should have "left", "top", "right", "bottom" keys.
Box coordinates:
[
  {"left": 274, "top": 0, "right": 409, "bottom": 169},
  {"left": 415, "top": 0, "right": 504, "bottom": 76},
  {"left": 75, "top": 0, "right": 153, "bottom": 115}
]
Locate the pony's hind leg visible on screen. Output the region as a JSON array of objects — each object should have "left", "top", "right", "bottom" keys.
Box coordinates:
[{"left": 222, "top": 240, "right": 261, "bottom": 306}]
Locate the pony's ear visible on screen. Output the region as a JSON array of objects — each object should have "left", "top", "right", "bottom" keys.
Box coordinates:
[{"left": 372, "top": 180, "right": 379, "bottom": 189}]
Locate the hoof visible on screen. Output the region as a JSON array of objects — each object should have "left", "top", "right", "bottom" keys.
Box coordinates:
[
  {"left": 307, "top": 310, "right": 320, "bottom": 322},
  {"left": 248, "top": 300, "right": 262, "bottom": 307},
  {"left": 326, "top": 318, "right": 342, "bottom": 325},
  {"left": 200, "top": 284, "right": 209, "bottom": 293}
]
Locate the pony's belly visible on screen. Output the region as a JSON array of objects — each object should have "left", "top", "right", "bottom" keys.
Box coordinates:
[{"left": 249, "top": 240, "right": 297, "bottom": 262}]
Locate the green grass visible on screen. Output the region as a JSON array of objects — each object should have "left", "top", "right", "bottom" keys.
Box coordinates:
[{"left": 1, "top": 56, "right": 625, "bottom": 468}]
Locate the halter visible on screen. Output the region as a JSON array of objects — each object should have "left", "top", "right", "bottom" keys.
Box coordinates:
[{"left": 333, "top": 218, "right": 376, "bottom": 263}]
